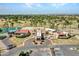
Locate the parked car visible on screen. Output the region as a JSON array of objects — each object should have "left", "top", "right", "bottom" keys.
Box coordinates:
[
  {"left": 0, "top": 33, "right": 9, "bottom": 40},
  {"left": 7, "top": 44, "right": 16, "bottom": 50},
  {"left": 0, "top": 35, "right": 7, "bottom": 40},
  {"left": 54, "top": 48, "right": 60, "bottom": 51},
  {"left": 54, "top": 48, "right": 64, "bottom": 56},
  {"left": 45, "top": 28, "right": 56, "bottom": 35},
  {"left": 70, "top": 47, "right": 79, "bottom": 51}
]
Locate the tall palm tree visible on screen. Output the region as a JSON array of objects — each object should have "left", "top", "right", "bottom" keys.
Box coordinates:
[{"left": 77, "top": 19, "right": 79, "bottom": 29}]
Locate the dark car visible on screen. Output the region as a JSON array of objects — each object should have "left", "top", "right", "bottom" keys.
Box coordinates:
[
  {"left": 0, "top": 35, "right": 7, "bottom": 40},
  {"left": 7, "top": 44, "right": 16, "bottom": 50},
  {"left": 41, "top": 33, "right": 45, "bottom": 40}
]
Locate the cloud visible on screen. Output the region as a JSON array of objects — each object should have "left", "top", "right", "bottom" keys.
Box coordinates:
[
  {"left": 24, "top": 3, "right": 42, "bottom": 8},
  {"left": 36, "top": 4, "right": 41, "bottom": 7},
  {"left": 23, "top": 3, "right": 66, "bottom": 9},
  {"left": 24, "top": 3, "right": 33, "bottom": 8},
  {"left": 0, "top": 7, "right": 13, "bottom": 10},
  {"left": 51, "top": 3, "right": 66, "bottom": 8},
  {"left": 24, "top": 3, "right": 66, "bottom": 9}
]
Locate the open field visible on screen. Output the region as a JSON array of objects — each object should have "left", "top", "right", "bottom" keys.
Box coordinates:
[
  {"left": 52, "top": 38, "right": 79, "bottom": 45},
  {"left": 9, "top": 37, "right": 25, "bottom": 47}
]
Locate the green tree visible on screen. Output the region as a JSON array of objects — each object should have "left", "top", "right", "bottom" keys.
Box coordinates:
[{"left": 19, "top": 51, "right": 26, "bottom": 56}]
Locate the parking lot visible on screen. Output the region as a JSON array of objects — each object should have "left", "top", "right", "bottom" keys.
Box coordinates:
[{"left": 30, "top": 48, "right": 52, "bottom": 56}]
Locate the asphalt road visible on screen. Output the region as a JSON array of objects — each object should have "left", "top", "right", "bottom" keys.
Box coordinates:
[
  {"left": 1, "top": 40, "right": 79, "bottom": 56},
  {"left": 1, "top": 34, "right": 79, "bottom": 56},
  {"left": 58, "top": 46, "right": 79, "bottom": 56},
  {"left": 0, "top": 40, "right": 7, "bottom": 49},
  {"left": 0, "top": 33, "right": 12, "bottom": 48},
  {"left": 1, "top": 37, "right": 12, "bottom": 47},
  {"left": 1, "top": 38, "right": 52, "bottom": 56},
  {"left": 30, "top": 48, "right": 52, "bottom": 56},
  {"left": 0, "top": 34, "right": 13, "bottom": 54}
]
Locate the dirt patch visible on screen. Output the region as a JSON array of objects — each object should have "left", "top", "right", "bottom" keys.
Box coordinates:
[
  {"left": 9, "top": 37, "right": 25, "bottom": 47},
  {"left": 52, "top": 38, "right": 79, "bottom": 45}
]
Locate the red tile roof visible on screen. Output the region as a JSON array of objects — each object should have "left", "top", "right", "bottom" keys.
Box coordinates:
[
  {"left": 16, "top": 30, "right": 30, "bottom": 33},
  {"left": 57, "top": 32, "right": 65, "bottom": 35}
]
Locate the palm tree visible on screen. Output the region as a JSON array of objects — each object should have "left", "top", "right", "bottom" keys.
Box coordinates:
[{"left": 76, "top": 19, "right": 79, "bottom": 29}]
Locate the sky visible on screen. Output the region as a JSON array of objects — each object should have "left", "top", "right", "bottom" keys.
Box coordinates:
[{"left": 0, "top": 3, "right": 79, "bottom": 15}]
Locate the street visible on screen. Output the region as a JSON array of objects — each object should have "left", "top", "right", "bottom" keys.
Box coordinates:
[
  {"left": 0, "top": 31, "right": 79, "bottom": 56},
  {"left": 1, "top": 37, "right": 79, "bottom": 56},
  {"left": 58, "top": 46, "right": 79, "bottom": 56},
  {"left": 1, "top": 36, "right": 12, "bottom": 47}
]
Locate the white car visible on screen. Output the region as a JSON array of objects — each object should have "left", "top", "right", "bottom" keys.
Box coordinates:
[
  {"left": 70, "top": 47, "right": 79, "bottom": 51},
  {"left": 45, "top": 28, "right": 56, "bottom": 34},
  {"left": 54, "top": 48, "right": 60, "bottom": 51},
  {"left": 54, "top": 48, "right": 64, "bottom": 56}
]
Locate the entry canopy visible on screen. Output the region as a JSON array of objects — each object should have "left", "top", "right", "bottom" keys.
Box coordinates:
[
  {"left": 21, "top": 27, "right": 34, "bottom": 30},
  {"left": 1, "top": 27, "right": 22, "bottom": 32},
  {"left": 45, "top": 28, "right": 56, "bottom": 32}
]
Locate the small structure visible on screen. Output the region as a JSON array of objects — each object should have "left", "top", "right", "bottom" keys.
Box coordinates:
[
  {"left": 57, "top": 31, "right": 70, "bottom": 39},
  {"left": 1, "top": 27, "right": 22, "bottom": 33},
  {"left": 45, "top": 28, "right": 56, "bottom": 35},
  {"left": 36, "top": 28, "right": 42, "bottom": 40},
  {"left": 15, "top": 29, "right": 31, "bottom": 38}
]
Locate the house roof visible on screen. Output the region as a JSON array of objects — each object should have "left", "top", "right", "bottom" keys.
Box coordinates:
[
  {"left": 15, "top": 30, "right": 30, "bottom": 33},
  {"left": 1, "top": 27, "right": 22, "bottom": 32},
  {"left": 57, "top": 31, "right": 68, "bottom": 35}
]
